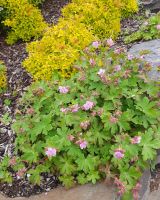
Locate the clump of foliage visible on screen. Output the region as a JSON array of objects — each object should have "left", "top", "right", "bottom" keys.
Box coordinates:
[
  {"left": 0, "top": 61, "right": 7, "bottom": 91},
  {"left": 23, "top": 19, "right": 96, "bottom": 80},
  {"left": 0, "top": 0, "right": 47, "bottom": 44},
  {"left": 23, "top": 0, "right": 138, "bottom": 81},
  {"left": 1, "top": 43, "right": 160, "bottom": 199},
  {"left": 125, "top": 12, "right": 160, "bottom": 44},
  {"left": 121, "top": 0, "right": 138, "bottom": 17},
  {"left": 62, "top": 0, "right": 121, "bottom": 39}
]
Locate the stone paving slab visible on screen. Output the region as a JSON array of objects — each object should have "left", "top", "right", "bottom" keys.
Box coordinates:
[
  {"left": 148, "top": 189, "right": 160, "bottom": 200},
  {"left": 0, "top": 183, "right": 116, "bottom": 200}
]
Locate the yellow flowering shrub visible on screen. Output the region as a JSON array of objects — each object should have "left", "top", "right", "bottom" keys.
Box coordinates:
[
  {"left": 62, "top": 0, "right": 121, "bottom": 39},
  {"left": 0, "top": 61, "right": 7, "bottom": 90},
  {"left": 23, "top": 0, "right": 138, "bottom": 80},
  {"left": 121, "top": 0, "right": 138, "bottom": 17},
  {"left": 0, "top": 0, "right": 47, "bottom": 44},
  {"left": 23, "top": 19, "right": 96, "bottom": 80}
]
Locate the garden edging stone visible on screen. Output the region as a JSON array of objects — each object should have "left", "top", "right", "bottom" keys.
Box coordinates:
[{"left": 0, "top": 183, "right": 116, "bottom": 200}]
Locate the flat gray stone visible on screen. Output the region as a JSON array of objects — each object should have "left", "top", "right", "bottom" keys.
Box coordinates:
[
  {"left": 129, "top": 39, "right": 160, "bottom": 81},
  {"left": 148, "top": 189, "right": 160, "bottom": 200}
]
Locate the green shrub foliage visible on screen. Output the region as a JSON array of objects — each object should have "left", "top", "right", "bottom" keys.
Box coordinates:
[
  {"left": 23, "top": 0, "right": 138, "bottom": 81},
  {"left": 0, "top": 0, "right": 47, "bottom": 44}
]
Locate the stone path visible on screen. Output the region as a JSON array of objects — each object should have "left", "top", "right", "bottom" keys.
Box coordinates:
[
  {"left": 0, "top": 183, "right": 116, "bottom": 200},
  {"left": 149, "top": 190, "right": 160, "bottom": 200}
]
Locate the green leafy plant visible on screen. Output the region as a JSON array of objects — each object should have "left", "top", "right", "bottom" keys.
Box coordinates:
[
  {"left": 0, "top": 112, "right": 12, "bottom": 126},
  {"left": 125, "top": 12, "right": 160, "bottom": 44},
  {"left": 1, "top": 43, "right": 160, "bottom": 199}
]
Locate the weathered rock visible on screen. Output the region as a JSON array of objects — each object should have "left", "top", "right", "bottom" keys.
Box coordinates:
[
  {"left": 148, "top": 190, "right": 160, "bottom": 200},
  {"left": 141, "top": 0, "right": 160, "bottom": 11},
  {"left": 129, "top": 39, "right": 160, "bottom": 81}
]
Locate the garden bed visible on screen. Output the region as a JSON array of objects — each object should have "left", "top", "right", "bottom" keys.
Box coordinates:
[{"left": 0, "top": 0, "right": 160, "bottom": 199}]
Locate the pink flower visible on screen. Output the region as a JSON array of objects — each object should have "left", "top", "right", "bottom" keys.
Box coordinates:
[
  {"left": 45, "top": 147, "right": 57, "bottom": 157},
  {"left": 110, "top": 115, "right": 118, "bottom": 123},
  {"left": 80, "top": 121, "right": 90, "bottom": 130},
  {"left": 114, "top": 149, "right": 125, "bottom": 159},
  {"left": 131, "top": 136, "right": 141, "bottom": 144},
  {"left": 114, "top": 65, "right": 121, "bottom": 72},
  {"left": 79, "top": 140, "right": 88, "bottom": 149},
  {"left": 97, "top": 68, "right": 105, "bottom": 76},
  {"left": 89, "top": 58, "right": 96, "bottom": 66},
  {"left": 114, "top": 48, "right": 121, "bottom": 54},
  {"left": 92, "top": 41, "right": 100, "bottom": 48},
  {"left": 114, "top": 110, "right": 122, "bottom": 117},
  {"left": 127, "top": 54, "right": 134, "bottom": 60},
  {"left": 27, "top": 108, "right": 34, "bottom": 115},
  {"left": 107, "top": 38, "right": 114, "bottom": 47},
  {"left": 58, "top": 86, "right": 69, "bottom": 94},
  {"left": 82, "top": 101, "right": 95, "bottom": 110},
  {"left": 60, "top": 107, "right": 69, "bottom": 113},
  {"left": 91, "top": 111, "right": 97, "bottom": 117},
  {"left": 67, "top": 135, "right": 75, "bottom": 141},
  {"left": 140, "top": 55, "right": 145, "bottom": 59},
  {"left": 156, "top": 24, "right": 160, "bottom": 30},
  {"left": 70, "top": 104, "right": 80, "bottom": 113}
]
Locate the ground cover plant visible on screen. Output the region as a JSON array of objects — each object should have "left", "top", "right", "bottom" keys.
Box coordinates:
[
  {"left": 0, "top": 0, "right": 47, "bottom": 44},
  {"left": 23, "top": 0, "right": 138, "bottom": 81},
  {"left": 125, "top": 12, "right": 160, "bottom": 44},
  {"left": 0, "top": 42, "right": 160, "bottom": 199}
]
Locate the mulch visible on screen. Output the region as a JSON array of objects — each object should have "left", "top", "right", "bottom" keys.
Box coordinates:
[{"left": 0, "top": 1, "right": 159, "bottom": 197}]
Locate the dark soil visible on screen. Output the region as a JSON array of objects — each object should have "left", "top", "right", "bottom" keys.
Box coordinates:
[
  {"left": 0, "top": 1, "right": 158, "bottom": 198},
  {"left": 41, "top": 0, "right": 70, "bottom": 24},
  {"left": 0, "top": 173, "right": 59, "bottom": 198}
]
